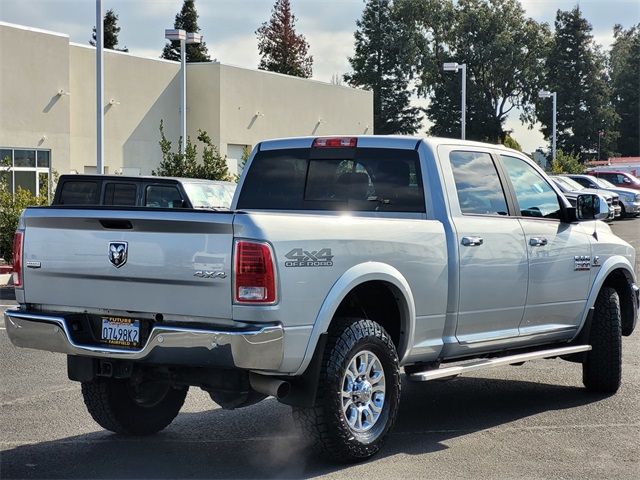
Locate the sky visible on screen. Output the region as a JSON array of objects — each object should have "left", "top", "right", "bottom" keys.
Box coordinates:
[{"left": 1, "top": 0, "right": 639, "bottom": 152}]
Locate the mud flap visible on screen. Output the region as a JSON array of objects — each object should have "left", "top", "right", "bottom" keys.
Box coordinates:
[{"left": 278, "top": 333, "right": 327, "bottom": 408}]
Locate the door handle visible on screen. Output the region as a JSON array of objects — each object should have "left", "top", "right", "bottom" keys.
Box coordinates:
[
  {"left": 529, "top": 237, "right": 548, "bottom": 247},
  {"left": 461, "top": 236, "right": 484, "bottom": 247}
]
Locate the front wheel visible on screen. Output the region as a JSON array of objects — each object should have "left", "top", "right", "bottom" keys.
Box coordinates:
[
  {"left": 582, "top": 287, "right": 622, "bottom": 393},
  {"left": 293, "top": 318, "right": 401, "bottom": 462},
  {"left": 82, "top": 378, "right": 188, "bottom": 435}
]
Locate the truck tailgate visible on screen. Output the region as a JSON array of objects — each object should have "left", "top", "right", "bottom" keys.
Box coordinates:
[{"left": 20, "top": 208, "right": 234, "bottom": 320}]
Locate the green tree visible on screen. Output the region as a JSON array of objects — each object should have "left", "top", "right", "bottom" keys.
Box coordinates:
[
  {"left": 235, "top": 145, "right": 251, "bottom": 181},
  {"left": 0, "top": 156, "right": 49, "bottom": 262},
  {"left": 90, "top": 9, "right": 128, "bottom": 52},
  {"left": 536, "top": 7, "right": 619, "bottom": 161},
  {"left": 345, "top": 0, "right": 422, "bottom": 134},
  {"left": 400, "top": 0, "right": 549, "bottom": 142},
  {"left": 609, "top": 24, "right": 640, "bottom": 156},
  {"left": 503, "top": 134, "right": 522, "bottom": 151},
  {"left": 161, "top": 0, "right": 211, "bottom": 62},
  {"left": 549, "top": 150, "right": 585, "bottom": 174},
  {"left": 256, "top": 0, "right": 313, "bottom": 78},
  {"left": 153, "top": 120, "right": 231, "bottom": 181}
]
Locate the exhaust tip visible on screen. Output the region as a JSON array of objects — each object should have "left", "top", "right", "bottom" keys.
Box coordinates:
[
  {"left": 276, "top": 381, "right": 291, "bottom": 400},
  {"left": 249, "top": 372, "right": 291, "bottom": 400}
]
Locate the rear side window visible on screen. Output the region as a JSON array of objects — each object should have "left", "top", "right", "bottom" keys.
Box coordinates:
[
  {"left": 145, "top": 185, "right": 184, "bottom": 208},
  {"left": 59, "top": 181, "right": 98, "bottom": 205},
  {"left": 104, "top": 183, "right": 137, "bottom": 206},
  {"left": 237, "top": 148, "right": 425, "bottom": 212},
  {"left": 598, "top": 172, "right": 621, "bottom": 184},
  {"left": 449, "top": 151, "right": 509, "bottom": 216},
  {"left": 571, "top": 176, "right": 593, "bottom": 188}
]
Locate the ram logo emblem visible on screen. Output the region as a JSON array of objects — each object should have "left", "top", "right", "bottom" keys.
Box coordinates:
[{"left": 108, "top": 242, "right": 128, "bottom": 268}]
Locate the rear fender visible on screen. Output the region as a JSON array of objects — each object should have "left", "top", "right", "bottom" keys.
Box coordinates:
[{"left": 293, "top": 262, "right": 415, "bottom": 376}]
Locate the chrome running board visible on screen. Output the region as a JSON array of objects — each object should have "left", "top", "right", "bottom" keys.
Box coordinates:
[{"left": 408, "top": 345, "right": 592, "bottom": 382}]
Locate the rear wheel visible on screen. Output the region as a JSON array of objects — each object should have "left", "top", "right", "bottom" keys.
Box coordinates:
[
  {"left": 81, "top": 378, "right": 188, "bottom": 435},
  {"left": 582, "top": 287, "right": 622, "bottom": 393},
  {"left": 293, "top": 318, "right": 401, "bottom": 462}
]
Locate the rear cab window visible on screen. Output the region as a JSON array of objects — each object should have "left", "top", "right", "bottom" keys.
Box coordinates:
[
  {"left": 58, "top": 181, "right": 99, "bottom": 205},
  {"left": 145, "top": 184, "right": 185, "bottom": 208},
  {"left": 237, "top": 148, "right": 425, "bottom": 212},
  {"left": 103, "top": 182, "right": 137, "bottom": 206}
]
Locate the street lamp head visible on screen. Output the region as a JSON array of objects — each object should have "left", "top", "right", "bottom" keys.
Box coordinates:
[
  {"left": 443, "top": 62, "right": 460, "bottom": 72},
  {"left": 186, "top": 32, "right": 203, "bottom": 44},
  {"left": 165, "top": 29, "right": 186, "bottom": 41},
  {"left": 538, "top": 90, "right": 553, "bottom": 98}
]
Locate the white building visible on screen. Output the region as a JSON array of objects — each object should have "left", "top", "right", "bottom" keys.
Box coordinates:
[{"left": 0, "top": 22, "right": 373, "bottom": 197}]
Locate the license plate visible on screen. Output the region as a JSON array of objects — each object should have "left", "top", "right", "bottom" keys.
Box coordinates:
[{"left": 101, "top": 317, "right": 140, "bottom": 348}]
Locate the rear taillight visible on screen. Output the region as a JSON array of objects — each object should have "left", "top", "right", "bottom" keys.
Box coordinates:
[
  {"left": 234, "top": 240, "right": 277, "bottom": 303},
  {"left": 312, "top": 137, "right": 357, "bottom": 148},
  {"left": 12, "top": 231, "right": 24, "bottom": 288}
]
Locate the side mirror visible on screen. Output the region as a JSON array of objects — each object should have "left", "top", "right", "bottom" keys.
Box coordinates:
[{"left": 576, "top": 194, "right": 609, "bottom": 221}]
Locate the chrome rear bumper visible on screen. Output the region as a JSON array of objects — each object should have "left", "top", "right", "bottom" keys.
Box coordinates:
[{"left": 4, "top": 310, "right": 283, "bottom": 370}]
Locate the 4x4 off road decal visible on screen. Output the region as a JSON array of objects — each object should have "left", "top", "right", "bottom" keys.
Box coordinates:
[{"left": 285, "top": 248, "right": 334, "bottom": 267}]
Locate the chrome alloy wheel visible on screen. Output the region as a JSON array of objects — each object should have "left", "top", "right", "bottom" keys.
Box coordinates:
[{"left": 340, "top": 350, "right": 386, "bottom": 433}]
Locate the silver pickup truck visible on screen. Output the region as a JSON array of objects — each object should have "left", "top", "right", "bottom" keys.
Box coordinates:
[{"left": 5, "top": 136, "right": 639, "bottom": 462}]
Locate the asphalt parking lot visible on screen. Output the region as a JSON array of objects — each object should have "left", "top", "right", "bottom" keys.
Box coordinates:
[{"left": 1, "top": 219, "right": 638, "bottom": 479}]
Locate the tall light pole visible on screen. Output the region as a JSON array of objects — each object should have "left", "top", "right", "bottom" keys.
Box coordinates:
[
  {"left": 443, "top": 62, "right": 467, "bottom": 140},
  {"left": 164, "top": 29, "right": 202, "bottom": 156},
  {"left": 539, "top": 90, "right": 557, "bottom": 161},
  {"left": 96, "top": 0, "right": 104, "bottom": 174},
  {"left": 597, "top": 129, "right": 604, "bottom": 161}
]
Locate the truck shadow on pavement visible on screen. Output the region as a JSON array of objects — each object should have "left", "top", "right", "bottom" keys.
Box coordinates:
[{"left": 1, "top": 375, "right": 609, "bottom": 479}]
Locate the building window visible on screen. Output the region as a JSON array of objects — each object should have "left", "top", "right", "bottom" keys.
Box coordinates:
[
  {"left": 1, "top": 148, "right": 52, "bottom": 200},
  {"left": 227, "top": 144, "right": 251, "bottom": 176}
]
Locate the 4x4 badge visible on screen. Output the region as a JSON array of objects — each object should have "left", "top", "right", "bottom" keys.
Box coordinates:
[
  {"left": 108, "top": 242, "right": 128, "bottom": 268},
  {"left": 285, "top": 248, "right": 334, "bottom": 267}
]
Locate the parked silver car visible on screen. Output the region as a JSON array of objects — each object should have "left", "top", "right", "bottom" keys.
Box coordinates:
[
  {"left": 566, "top": 174, "right": 640, "bottom": 217},
  {"left": 551, "top": 175, "right": 620, "bottom": 220}
]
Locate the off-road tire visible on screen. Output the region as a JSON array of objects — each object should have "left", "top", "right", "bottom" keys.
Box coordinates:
[
  {"left": 582, "top": 287, "right": 622, "bottom": 393},
  {"left": 293, "top": 318, "right": 401, "bottom": 462},
  {"left": 81, "top": 378, "right": 188, "bottom": 435}
]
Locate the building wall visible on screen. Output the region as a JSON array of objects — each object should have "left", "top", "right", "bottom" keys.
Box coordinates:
[
  {"left": 69, "top": 44, "right": 181, "bottom": 175},
  {"left": 1, "top": 22, "right": 374, "bottom": 180},
  {"left": 0, "top": 23, "right": 71, "bottom": 173},
  {"left": 188, "top": 63, "right": 373, "bottom": 175},
  {"left": 217, "top": 64, "right": 373, "bottom": 169},
  {"left": 186, "top": 63, "right": 221, "bottom": 159}
]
